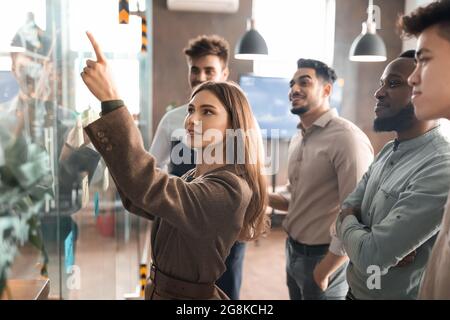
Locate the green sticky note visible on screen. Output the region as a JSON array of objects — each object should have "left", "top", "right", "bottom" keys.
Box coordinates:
[{"left": 94, "top": 192, "right": 99, "bottom": 217}]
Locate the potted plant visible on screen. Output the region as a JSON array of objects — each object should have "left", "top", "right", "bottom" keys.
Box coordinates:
[{"left": 0, "top": 118, "right": 52, "bottom": 298}]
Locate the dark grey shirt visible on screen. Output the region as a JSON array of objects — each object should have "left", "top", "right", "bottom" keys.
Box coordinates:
[{"left": 337, "top": 126, "right": 450, "bottom": 299}]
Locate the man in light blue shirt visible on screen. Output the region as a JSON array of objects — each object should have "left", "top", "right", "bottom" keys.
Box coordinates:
[{"left": 336, "top": 51, "right": 450, "bottom": 299}]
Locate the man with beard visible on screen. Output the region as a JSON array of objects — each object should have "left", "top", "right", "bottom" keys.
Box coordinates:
[
  {"left": 268, "top": 59, "right": 373, "bottom": 300},
  {"left": 335, "top": 51, "right": 450, "bottom": 299}
]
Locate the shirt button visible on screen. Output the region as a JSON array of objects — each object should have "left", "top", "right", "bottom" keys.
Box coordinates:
[
  {"left": 105, "top": 144, "right": 113, "bottom": 151},
  {"left": 100, "top": 137, "right": 109, "bottom": 144},
  {"left": 390, "top": 161, "right": 394, "bottom": 166},
  {"left": 97, "top": 131, "right": 105, "bottom": 138}
]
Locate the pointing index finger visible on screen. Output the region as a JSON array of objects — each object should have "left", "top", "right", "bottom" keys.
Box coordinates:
[{"left": 86, "top": 31, "right": 106, "bottom": 63}]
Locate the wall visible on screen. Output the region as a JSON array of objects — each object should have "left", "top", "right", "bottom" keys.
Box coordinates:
[
  {"left": 403, "top": 0, "right": 434, "bottom": 51},
  {"left": 151, "top": 0, "right": 408, "bottom": 189},
  {"left": 152, "top": 0, "right": 253, "bottom": 133},
  {"left": 334, "top": 0, "right": 406, "bottom": 153}
]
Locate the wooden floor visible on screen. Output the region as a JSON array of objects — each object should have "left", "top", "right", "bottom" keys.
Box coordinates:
[{"left": 240, "top": 227, "right": 289, "bottom": 300}]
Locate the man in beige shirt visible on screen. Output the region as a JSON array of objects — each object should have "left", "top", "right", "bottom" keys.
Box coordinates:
[
  {"left": 399, "top": 0, "right": 450, "bottom": 299},
  {"left": 269, "top": 59, "right": 374, "bottom": 300}
]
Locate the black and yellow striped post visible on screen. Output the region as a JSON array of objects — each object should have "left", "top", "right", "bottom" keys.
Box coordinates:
[
  {"left": 141, "top": 16, "right": 148, "bottom": 52},
  {"left": 139, "top": 263, "right": 148, "bottom": 297},
  {"left": 119, "top": 0, "right": 129, "bottom": 24}
]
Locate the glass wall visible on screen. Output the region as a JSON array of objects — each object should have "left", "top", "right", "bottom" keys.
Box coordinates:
[{"left": 0, "top": 0, "right": 152, "bottom": 299}]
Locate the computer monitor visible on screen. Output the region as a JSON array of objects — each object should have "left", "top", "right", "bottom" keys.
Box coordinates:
[{"left": 239, "top": 74, "right": 344, "bottom": 139}]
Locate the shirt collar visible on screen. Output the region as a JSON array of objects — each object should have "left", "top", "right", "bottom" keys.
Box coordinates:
[
  {"left": 297, "top": 108, "right": 338, "bottom": 132},
  {"left": 394, "top": 125, "right": 442, "bottom": 152}
]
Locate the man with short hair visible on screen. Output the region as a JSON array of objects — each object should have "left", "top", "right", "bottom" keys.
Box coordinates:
[
  {"left": 399, "top": 0, "right": 450, "bottom": 299},
  {"left": 150, "top": 35, "right": 230, "bottom": 176},
  {"left": 269, "top": 59, "right": 373, "bottom": 300},
  {"left": 336, "top": 51, "right": 450, "bottom": 299}
]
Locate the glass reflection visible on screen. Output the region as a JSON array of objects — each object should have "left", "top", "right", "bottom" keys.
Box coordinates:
[{"left": 1, "top": 1, "right": 148, "bottom": 300}]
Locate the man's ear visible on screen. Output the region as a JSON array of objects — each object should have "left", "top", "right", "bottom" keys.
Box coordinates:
[
  {"left": 222, "top": 67, "right": 230, "bottom": 80},
  {"left": 323, "top": 82, "right": 332, "bottom": 98}
]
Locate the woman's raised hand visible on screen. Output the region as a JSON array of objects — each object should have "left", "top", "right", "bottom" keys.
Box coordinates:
[{"left": 81, "top": 32, "right": 121, "bottom": 102}]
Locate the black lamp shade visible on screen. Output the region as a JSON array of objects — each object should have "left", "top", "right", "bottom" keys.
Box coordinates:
[
  {"left": 349, "top": 32, "right": 387, "bottom": 62},
  {"left": 235, "top": 29, "right": 268, "bottom": 60}
]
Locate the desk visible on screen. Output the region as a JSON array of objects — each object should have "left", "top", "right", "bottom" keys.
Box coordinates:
[{"left": 1, "top": 279, "right": 50, "bottom": 300}]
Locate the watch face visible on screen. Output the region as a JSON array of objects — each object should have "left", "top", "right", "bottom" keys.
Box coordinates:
[{"left": 0, "top": 71, "right": 19, "bottom": 103}]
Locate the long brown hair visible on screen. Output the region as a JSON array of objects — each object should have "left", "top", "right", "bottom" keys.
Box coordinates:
[{"left": 191, "top": 81, "right": 269, "bottom": 241}]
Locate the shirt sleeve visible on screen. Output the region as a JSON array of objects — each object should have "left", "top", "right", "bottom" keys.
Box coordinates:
[
  {"left": 332, "top": 128, "right": 374, "bottom": 204},
  {"left": 337, "top": 156, "right": 450, "bottom": 273},
  {"left": 329, "top": 168, "right": 371, "bottom": 256},
  {"left": 329, "top": 234, "right": 347, "bottom": 256},
  {"left": 149, "top": 112, "right": 172, "bottom": 170},
  {"left": 328, "top": 128, "right": 373, "bottom": 256},
  {"left": 101, "top": 100, "right": 125, "bottom": 114},
  {"left": 342, "top": 167, "right": 372, "bottom": 209},
  {"left": 342, "top": 144, "right": 391, "bottom": 209}
]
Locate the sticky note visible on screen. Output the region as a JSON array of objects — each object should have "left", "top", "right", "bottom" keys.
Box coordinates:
[{"left": 94, "top": 191, "right": 99, "bottom": 217}]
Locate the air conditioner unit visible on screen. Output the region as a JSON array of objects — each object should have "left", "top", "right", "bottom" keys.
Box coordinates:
[{"left": 167, "top": 0, "right": 239, "bottom": 13}]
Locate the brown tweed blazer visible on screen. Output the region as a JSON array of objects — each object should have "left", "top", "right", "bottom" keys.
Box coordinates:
[{"left": 84, "top": 106, "right": 252, "bottom": 299}]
